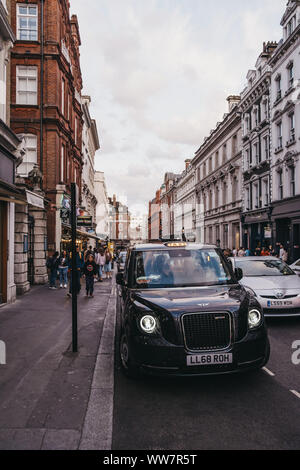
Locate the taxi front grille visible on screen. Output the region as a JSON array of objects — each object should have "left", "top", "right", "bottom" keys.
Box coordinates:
[{"left": 182, "top": 312, "right": 231, "bottom": 351}]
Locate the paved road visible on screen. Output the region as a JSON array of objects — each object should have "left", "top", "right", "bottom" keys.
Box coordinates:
[{"left": 112, "top": 296, "right": 300, "bottom": 450}]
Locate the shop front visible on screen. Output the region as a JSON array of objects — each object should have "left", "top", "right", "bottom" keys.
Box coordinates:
[
  {"left": 272, "top": 195, "right": 300, "bottom": 263},
  {"left": 242, "top": 211, "right": 273, "bottom": 254}
]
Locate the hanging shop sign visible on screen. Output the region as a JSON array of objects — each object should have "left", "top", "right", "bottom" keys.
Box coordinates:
[
  {"left": 77, "top": 216, "right": 93, "bottom": 228},
  {"left": 264, "top": 226, "right": 272, "bottom": 239}
]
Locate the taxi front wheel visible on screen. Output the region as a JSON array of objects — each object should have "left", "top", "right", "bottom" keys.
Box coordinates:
[{"left": 119, "top": 328, "right": 139, "bottom": 379}]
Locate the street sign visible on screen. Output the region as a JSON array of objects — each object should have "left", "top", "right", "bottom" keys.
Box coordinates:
[{"left": 77, "top": 216, "right": 93, "bottom": 228}]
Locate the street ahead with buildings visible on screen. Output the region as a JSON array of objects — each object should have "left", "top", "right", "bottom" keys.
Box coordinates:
[
  {"left": 0, "top": 0, "right": 300, "bottom": 454},
  {"left": 149, "top": 1, "right": 300, "bottom": 264}
]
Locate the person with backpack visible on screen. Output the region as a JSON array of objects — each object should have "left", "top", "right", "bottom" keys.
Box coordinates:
[
  {"left": 104, "top": 248, "right": 112, "bottom": 279},
  {"left": 83, "top": 253, "right": 98, "bottom": 297},
  {"left": 47, "top": 251, "right": 59, "bottom": 289}
]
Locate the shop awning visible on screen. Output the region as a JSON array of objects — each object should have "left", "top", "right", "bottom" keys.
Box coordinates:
[{"left": 62, "top": 223, "right": 102, "bottom": 241}]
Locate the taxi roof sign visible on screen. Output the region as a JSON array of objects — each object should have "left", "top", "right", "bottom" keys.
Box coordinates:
[{"left": 165, "top": 242, "right": 187, "bottom": 248}]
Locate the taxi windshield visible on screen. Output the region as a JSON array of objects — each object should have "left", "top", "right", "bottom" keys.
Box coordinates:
[{"left": 132, "top": 248, "right": 234, "bottom": 288}]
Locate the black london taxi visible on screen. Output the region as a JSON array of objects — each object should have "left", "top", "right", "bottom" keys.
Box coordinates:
[{"left": 116, "top": 243, "right": 270, "bottom": 378}]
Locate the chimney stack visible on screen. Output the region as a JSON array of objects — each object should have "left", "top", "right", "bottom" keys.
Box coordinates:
[
  {"left": 185, "top": 159, "right": 192, "bottom": 170},
  {"left": 227, "top": 95, "right": 241, "bottom": 112}
]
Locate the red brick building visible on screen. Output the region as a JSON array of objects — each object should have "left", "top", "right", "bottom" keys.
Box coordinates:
[{"left": 9, "top": 0, "right": 83, "bottom": 250}]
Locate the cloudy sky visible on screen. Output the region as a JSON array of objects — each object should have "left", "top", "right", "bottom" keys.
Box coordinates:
[{"left": 71, "top": 0, "right": 285, "bottom": 214}]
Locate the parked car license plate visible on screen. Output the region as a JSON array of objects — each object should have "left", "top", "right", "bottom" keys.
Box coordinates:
[
  {"left": 267, "top": 300, "right": 293, "bottom": 307},
  {"left": 187, "top": 353, "right": 233, "bottom": 366}
]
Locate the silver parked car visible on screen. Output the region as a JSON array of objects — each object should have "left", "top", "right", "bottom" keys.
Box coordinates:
[
  {"left": 290, "top": 259, "right": 300, "bottom": 276},
  {"left": 230, "top": 257, "right": 300, "bottom": 318}
]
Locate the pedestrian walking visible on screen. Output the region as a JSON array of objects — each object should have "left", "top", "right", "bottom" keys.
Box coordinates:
[
  {"left": 84, "top": 245, "right": 93, "bottom": 262},
  {"left": 83, "top": 254, "right": 98, "bottom": 297},
  {"left": 238, "top": 247, "right": 246, "bottom": 257},
  {"left": 98, "top": 249, "right": 106, "bottom": 282},
  {"left": 67, "top": 246, "right": 84, "bottom": 297},
  {"left": 58, "top": 250, "right": 69, "bottom": 288},
  {"left": 104, "top": 248, "right": 112, "bottom": 279},
  {"left": 47, "top": 251, "right": 59, "bottom": 289}
]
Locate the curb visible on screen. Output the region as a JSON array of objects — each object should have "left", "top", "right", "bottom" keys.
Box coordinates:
[{"left": 79, "top": 278, "right": 117, "bottom": 450}]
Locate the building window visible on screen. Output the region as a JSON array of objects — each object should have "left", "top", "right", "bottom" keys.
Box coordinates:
[
  {"left": 61, "top": 79, "right": 65, "bottom": 115},
  {"left": 74, "top": 118, "right": 77, "bottom": 145},
  {"left": 263, "top": 99, "right": 268, "bottom": 120},
  {"left": 232, "top": 135, "right": 237, "bottom": 155},
  {"left": 223, "top": 224, "right": 229, "bottom": 248},
  {"left": 254, "top": 183, "right": 259, "bottom": 208},
  {"left": 17, "top": 4, "right": 38, "bottom": 41},
  {"left": 209, "top": 157, "right": 212, "bottom": 174},
  {"left": 264, "top": 136, "right": 269, "bottom": 160},
  {"left": 275, "top": 75, "right": 281, "bottom": 101},
  {"left": 215, "top": 151, "right": 219, "bottom": 168},
  {"left": 263, "top": 179, "right": 269, "bottom": 206},
  {"left": 215, "top": 186, "right": 219, "bottom": 208},
  {"left": 246, "top": 187, "right": 250, "bottom": 210},
  {"left": 232, "top": 177, "right": 238, "bottom": 203},
  {"left": 290, "top": 166, "right": 295, "bottom": 197},
  {"left": 223, "top": 144, "right": 227, "bottom": 164},
  {"left": 16, "top": 66, "right": 37, "bottom": 105},
  {"left": 289, "top": 113, "right": 295, "bottom": 142},
  {"left": 61, "top": 146, "right": 65, "bottom": 182},
  {"left": 223, "top": 182, "right": 227, "bottom": 205},
  {"left": 277, "top": 122, "right": 282, "bottom": 149},
  {"left": 287, "top": 62, "right": 294, "bottom": 89},
  {"left": 278, "top": 171, "right": 283, "bottom": 200},
  {"left": 17, "top": 134, "right": 37, "bottom": 176},
  {"left": 254, "top": 142, "right": 260, "bottom": 165}
]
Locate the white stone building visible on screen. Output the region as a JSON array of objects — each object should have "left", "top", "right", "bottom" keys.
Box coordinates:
[
  {"left": 160, "top": 172, "right": 179, "bottom": 241},
  {"left": 193, "top": 96, "right": 242, "bottom": 250},
  {"left": 174, "top": 160, "right": 196, "bottom": 241},
  {"left": 81, "top": 96, "right": 100, "bottom": 244},
  {"left": 269, "top": 0, "right": 300, "bottom": 262},
  {"left": 94, "top": 170, "right": 109, "bottom": 240},
  {"left": 239, "top": 42, "right": 277, "bottom": 253}
]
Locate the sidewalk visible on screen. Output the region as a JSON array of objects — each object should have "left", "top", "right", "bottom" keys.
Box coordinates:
[{"left": 0, "top": 276, "right": 116, "bottom": 450}]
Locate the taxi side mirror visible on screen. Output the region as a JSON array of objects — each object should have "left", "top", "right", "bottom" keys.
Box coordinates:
[
  {"left": 116, "top": 272, "right": 124, "bottom": 286},
  {"left": 235, "top": 267, "right": 243, "bottom": 281}
]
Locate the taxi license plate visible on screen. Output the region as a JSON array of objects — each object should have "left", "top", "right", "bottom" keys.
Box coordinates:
[
  {"left": 267, "top": 300, "right": 293, "bottom": 307},
  {"left": 187, "top": 353, "right": 233, "bottom": 366}
]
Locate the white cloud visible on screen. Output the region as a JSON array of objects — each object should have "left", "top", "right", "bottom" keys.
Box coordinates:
[{"left": 71, "top": 0, "right": 285, "bottom": 209}]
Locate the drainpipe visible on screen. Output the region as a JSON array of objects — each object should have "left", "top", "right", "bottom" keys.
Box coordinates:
[{"left": 40, "top": 0, "right": 45, "bottom": 183}]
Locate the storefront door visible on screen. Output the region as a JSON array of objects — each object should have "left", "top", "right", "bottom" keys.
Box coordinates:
[
  {"left": 292, "top": 223, "right": 300, "bottom": 263},
  {"left": 0, "top": 202, "right": 7, "bottom": 303}
]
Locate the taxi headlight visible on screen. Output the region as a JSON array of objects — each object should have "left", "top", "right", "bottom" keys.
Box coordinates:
[
  {"left": 140, "top": 315, "right": 157, "bottom": 334},
  {"left": 248, "top": 309, "right": 262, "bottom": 329}
]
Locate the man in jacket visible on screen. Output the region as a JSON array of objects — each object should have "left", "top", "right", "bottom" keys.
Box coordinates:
[{"left": 48, "top": 251, "right": 59, "bottom": 289}]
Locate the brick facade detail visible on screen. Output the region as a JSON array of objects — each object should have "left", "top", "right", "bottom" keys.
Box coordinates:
[{"left": 10, "top": 0, "right": 83, "bottom": 248}]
